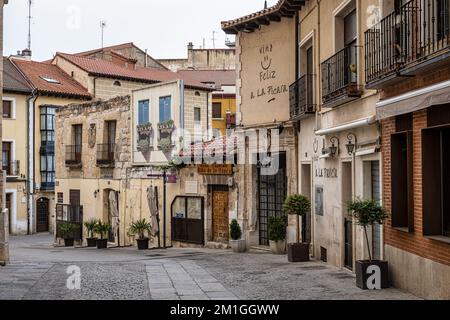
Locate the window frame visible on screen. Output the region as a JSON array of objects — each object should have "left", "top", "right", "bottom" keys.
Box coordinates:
[
  {"left": 194, "top": 107, "right": 201, "bottom": 124},
  {"left": 159, "top": 96, "right": 172, "bottom": 123},
  {"left": 138, "top": 100, "right": 150, "bottom": 125},
  {"left": 212, "top": 102, "right": 222, "bottom": 119}
]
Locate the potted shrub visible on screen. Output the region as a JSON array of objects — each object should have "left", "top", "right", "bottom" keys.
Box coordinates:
[
  {"left": 268, "top": 216, "right": 287, "bottom": 254},
  {"left": 347, "top": 199, "right": 389, "bottom": 289},
  {"left": 283, "top": 195, "right": 311, "bottom": 262},
  {"left": 229, "top": 219, "right": 246, "bottom": 253},
  {"left": 59, "top": 222, "right": 75, "bottom": 247},
  {"left": 129, "top": 219, "right": 152, "bottom": 250},
  {"left": 84, "top": 219, "right": 99, "bottom": 247},
  {"left": 94, "top": 222, "right": 112, "bottom": 249}
]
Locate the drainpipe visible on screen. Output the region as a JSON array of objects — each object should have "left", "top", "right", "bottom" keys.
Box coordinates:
[
  {"left": 206, "top": 92, "right": 210, "bottom": 140},
  {"left": 27, "top": 91, "right": 38, "bottom": 235},
  {"left": 180, "top": 80, "right": 185, "bottom": 130}
]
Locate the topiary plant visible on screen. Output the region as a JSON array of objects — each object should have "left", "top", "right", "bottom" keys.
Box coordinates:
[
  {"left": 268, "top": 216, "right": 287, "bottom": 242},
  {"left": 283, "top": 194, "right": 311, "bottom": 243},
  {"left": 229, "top": 219, "right": 242, "bottom": 241},
  {"left": 347, "top": 199, "right": 388, "bottom": 261}
]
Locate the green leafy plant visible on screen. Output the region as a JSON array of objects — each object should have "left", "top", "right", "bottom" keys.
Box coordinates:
[
  {"left": 84, "top": 219, "right": 99, "bottom": 238},
  {"left": 94, "top": 221, "right": 112, "bottom": 240},
  {"left": 129, "top": 219, "right": 152, "bottom": 240},
  {"left": 59, "top": 222, "right": 75, "bottom": 239},
  {"left": 347, "top": 199, "right": 389, "bottom": 261},
  {"left": 283, "top": 195, "right": 311, "bottom": 243},
  {"left": 229, "top": 219, "right": 242, "bottom": 241},
  {"left": 268, "top": 216, "right": 287, "bottom": 242}
]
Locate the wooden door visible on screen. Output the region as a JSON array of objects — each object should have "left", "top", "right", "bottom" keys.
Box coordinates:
[
  {"left": 36, "top": 198, "right": 49, "bottom": 233},
  {"left": 212, "top": 187, "right": 229, "bottom": 242},
  {"left": 69, "top": 190, "right": 80, "bottom": 206}
]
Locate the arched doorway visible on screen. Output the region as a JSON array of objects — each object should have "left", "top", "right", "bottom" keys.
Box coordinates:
[{"left": 36, "top": 198, "right": 50, "bottom": 233}]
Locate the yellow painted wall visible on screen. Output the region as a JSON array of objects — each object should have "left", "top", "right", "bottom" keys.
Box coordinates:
[
  {"left": 211, "top": 95, "right": 236, "bottom": 137},
  {"left": 3, "top": 93, "right": 28, "bottom": 234}
]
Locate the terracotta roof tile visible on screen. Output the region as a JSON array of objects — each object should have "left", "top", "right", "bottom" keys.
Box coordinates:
[
  {"left": 221, "top": 0, "right": 306, "bottom": 33},
  {"left": 56, "top": 53, "right": 214, "bottom": 91},
  {"left": 3, "top": 57, "right": 32, "bottom": 93},
  {"left": 11, "top": 58, "right": 91, "bottom": 99},
  {"left": 177, "top": 70, "right": 236, "bottom": 89}
]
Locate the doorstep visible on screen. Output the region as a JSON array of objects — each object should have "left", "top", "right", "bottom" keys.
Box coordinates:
[
  {"left": 250, "top": 245, "right": 271, "bottom": 252},
  {"left": 205, "top": 242, "right": 230, "bottom": 250}
]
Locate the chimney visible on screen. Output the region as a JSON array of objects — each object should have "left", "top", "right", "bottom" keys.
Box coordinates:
[
  {"left": 187, "top": 42, "right": 194, "bottom": 51},
  {"left": 11, "top": 48, "right": 32, "bottom": 61},
  {"left": 21, "top": 48, "right": 32, "bottom": 58}
]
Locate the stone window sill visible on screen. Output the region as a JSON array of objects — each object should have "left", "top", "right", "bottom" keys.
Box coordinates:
[{"left": 425, "top": 235, "right": 450, "bottom": 245}]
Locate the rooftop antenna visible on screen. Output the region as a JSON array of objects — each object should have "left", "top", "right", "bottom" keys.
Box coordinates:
[
  {"left": 27, "top": 0, "right": 33, "bottom": 50},
  {"left": 211, "top": 31, "right": 217, "bottom": 49},
  {"left": 100, "top": 20, "right": 107, "bottom": 49},
  {"left": 264, "top": 0, "right": 268, "bottom": 9}
]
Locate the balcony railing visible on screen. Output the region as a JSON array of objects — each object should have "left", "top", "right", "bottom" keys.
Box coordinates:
[
  {"left": 321, "top": 44, "right": 362, "bottom": 105},
  {"left": 365, "top": 0, "right": 450, "bottom": 84},
  {"left": 96, "top": 143, "right": 115, "bottom": 166},
  {"left": 289, "top": 74, "right": 316, "bottom": 118},
  {"left": 65, "top": 145, "right": 82, "bottom": 166},
  {"left": 2, "top": 160, "right": 20, "bottom": 176}
]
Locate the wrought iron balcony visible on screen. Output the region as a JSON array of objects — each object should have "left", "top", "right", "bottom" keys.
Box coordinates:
[
  {"left": 96, "top": 143, "right": 115, "bottom": 166},
  {"left": 289, "top": 74, "right": 316, "bottom": 119},
  {"left": 321, "top": 45, "right": 362, "bottom": 107},
  {"left": 2, "top": 160, "right": 20, "bottom": 176},
  {"left": 65, "top": 145, "right": 82, "bottom": 166},
  {"left": 365, "top": 0, "right": 450, "bottom": 86}
]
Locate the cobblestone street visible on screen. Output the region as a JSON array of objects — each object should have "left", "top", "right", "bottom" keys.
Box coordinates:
[{"left": 0, "top": 234, "right": 419, "bottom": 300}]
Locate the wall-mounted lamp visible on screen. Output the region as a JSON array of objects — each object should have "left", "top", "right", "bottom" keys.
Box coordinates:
[
  {"left": 346, "top": 133, "right": 357, "bottom": 155},
  {"left": 93, "top": 189, "right": 100, "bottom": 198},
  {"left": 329, "top": 136, "right": 339, "bottom": 157}
]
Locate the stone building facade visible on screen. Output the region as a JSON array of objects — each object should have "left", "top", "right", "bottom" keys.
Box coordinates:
[
  {"left": 55, "top": 96, "right": 132, "bottom": 246},
  {"left": 158, "top": 43, "right": 236, "bottom": 72}
]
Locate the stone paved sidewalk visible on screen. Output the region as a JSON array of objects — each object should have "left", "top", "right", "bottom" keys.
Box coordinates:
[{"left": 146, "top": 260, "right": 238, "bottom": 300}]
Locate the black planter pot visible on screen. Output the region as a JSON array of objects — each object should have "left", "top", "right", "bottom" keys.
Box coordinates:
[
  {"left": 136, "top": 238, "right": 150, "bottom": 250},
  {"left": 86, "top": 238, "right": 98, "bottom": 247},
  {"left": 287, "top": 243, "right": 310, "bottom": 262},
  {"left": 96, "top": 239, "right": 108, "bottom": 249},
  {"left": 355, "top": 260, "right": 389, "bottom": 289},
  {"left": 64, "top": 238, "right": 74, "bottom": 247}
]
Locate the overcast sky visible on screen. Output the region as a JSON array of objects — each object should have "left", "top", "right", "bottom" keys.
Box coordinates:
[{"left": 4, "top": 0, "right": 278, "bottom": 61}]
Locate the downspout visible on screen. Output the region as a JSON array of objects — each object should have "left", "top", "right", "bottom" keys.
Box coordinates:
[
  {"left": 180, "top": 80, "right": 185, "bottom": 130},
  {"left": 206, "top": 92, "right": 209, "bottom": 140},
  {"left": 27, "top": 91, "right": 38, "bottom": 235}
]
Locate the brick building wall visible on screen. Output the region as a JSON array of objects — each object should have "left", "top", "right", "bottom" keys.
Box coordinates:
[{"left": 382, "top": 112, "right": 450, "bottom": 267}]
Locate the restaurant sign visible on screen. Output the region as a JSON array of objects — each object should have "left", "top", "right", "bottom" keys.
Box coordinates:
[{"left": 198, "top": 164, "right": 233, "bottom": 175}]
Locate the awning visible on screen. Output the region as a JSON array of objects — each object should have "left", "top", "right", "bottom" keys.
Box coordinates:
[
  {"left": 376, "top": 80, "right": 450, "bottom": 120},
  {"left": 315, "top": 116, "right": 376, "bottom": 136}
]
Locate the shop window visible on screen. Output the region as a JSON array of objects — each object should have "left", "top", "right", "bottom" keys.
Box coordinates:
[{"left": 391, "top": 131, "right": 413, "bottom": 231}]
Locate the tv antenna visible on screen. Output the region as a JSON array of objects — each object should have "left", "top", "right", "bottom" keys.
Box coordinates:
[
  {"left": 27, "top": 0, "right": 33, "bottom": 50},
  {"left": 211, "top": 31, "right": 217, "bottom": 49},
  {"left": 100, "top": 20, "right": 107, "bottom": 48}
]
